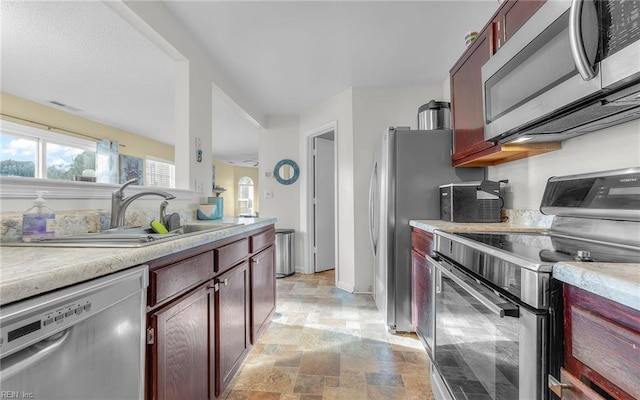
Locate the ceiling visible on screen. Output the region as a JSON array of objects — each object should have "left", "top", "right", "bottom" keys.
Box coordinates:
[{"left": 1, "top": 1, "right": 499, "bottom": 167}]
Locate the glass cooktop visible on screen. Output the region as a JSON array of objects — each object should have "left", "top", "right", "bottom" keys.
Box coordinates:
[{"left": 456, "top": 232, "right": 640, "bottom": 264}]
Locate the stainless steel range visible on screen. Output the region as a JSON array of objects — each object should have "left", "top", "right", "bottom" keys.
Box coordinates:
[{"left": 427, "top": 167, "right": 640, "bottom": 400}]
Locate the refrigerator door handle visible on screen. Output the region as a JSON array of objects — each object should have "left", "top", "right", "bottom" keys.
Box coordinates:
[{"left": 368, "top": 161, "right": 378, "bottom": 255}]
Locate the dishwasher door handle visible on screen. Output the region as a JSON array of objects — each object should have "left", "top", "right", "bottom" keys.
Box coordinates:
[{"left": 1, "top": 328, "right": 72, "bottom": 380}]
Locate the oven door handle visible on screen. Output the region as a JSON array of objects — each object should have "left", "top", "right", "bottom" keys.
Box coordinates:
[{"left": 436, "top": 261, "right": 519, "bottom": 318}]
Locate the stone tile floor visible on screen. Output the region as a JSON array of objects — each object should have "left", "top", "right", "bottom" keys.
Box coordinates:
[{"left": 224, "top": 270, "right": 435, "bottom": 400}]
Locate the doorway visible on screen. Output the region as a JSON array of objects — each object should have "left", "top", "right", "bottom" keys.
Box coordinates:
[{"left": 307, "top": 128, "right": 337, "bottom": 274}]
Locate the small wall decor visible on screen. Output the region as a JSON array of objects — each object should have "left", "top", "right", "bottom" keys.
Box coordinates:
[
  {"left": 96, "top": 139, "right": 119, "bottom": 184},
  {"left": 274, "top": 159, "right": 300, "bottom": 185},
  {"left": 119, "top": 154, "right": 144, "bottom": 185}
]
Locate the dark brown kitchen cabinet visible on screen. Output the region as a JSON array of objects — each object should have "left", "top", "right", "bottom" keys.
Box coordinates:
[
  {"left": 146, "top": 224, "right": 276, "bottom": 400},
  {"left": 450, "top": 27, "right": 494, "bottom": 163},
  {"left": 148, "top": 282, "right": 214, "bottom": 400},
  {"left": 491, "top": 0, "right": 546, "bottom": 54},
  {"left": 411, "top": 228, "right": 435, "bottom": 353},
  {"left": 560, "top": 284, "right": 640, "bottom": 400},
  {"left": 411, "top": 250, "right": 434, "bottom": 351},
  {"left": 250, "top": 244, "right": 276, "bottom": 344},
  {"left": 450, "top": 0, "right": 559, "bottom": 167},
  {"left": 216, "top": 261, "right": 250, "bottom": 398}
]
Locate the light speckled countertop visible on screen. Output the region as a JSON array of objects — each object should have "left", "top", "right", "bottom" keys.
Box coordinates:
[
  {"left": 0, "top": 218, "right": 276, "bottom": 306},
  {"left": 410, "top": 219, "right": 546, "bottom": 233},
  {"left": 410, "top": 219, "right": 640, "bottom": 311},
  {"left": 554, "top": 262, "right": 640, "bottom": 311}
]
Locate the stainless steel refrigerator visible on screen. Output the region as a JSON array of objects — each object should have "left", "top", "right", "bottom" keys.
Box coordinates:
[{"left": 368, "top": 127, "right": 484, "bottom": 333}]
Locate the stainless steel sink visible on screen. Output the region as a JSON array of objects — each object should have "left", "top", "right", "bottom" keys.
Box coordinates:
[
  {"left": 179, "top": 222, "right": 241, "bottom": 234},
  {"left": 4, "top": 222, "right": 242, "bottom": 248}
]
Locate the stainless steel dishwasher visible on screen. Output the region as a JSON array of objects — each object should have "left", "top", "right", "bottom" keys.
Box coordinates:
[{"left": 0, "top": 265, "right": 148, "bottom": 399}]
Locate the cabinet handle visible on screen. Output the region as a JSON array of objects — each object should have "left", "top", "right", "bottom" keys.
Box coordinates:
[
  {"left": 548, "top": 374, "right": 570, "bottom": 397},
  {"left": 218, "top": 278, "right": 228, "bottom": 286}
]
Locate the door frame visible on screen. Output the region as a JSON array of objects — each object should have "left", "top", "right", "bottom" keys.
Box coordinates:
[{"left": 304, "top": 121, "right": 339, "bottom": 281}]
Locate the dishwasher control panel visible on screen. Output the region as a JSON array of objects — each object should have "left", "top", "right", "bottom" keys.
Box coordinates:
[{"left": 5, "top": 299, "right": 94, "bottom": 344}]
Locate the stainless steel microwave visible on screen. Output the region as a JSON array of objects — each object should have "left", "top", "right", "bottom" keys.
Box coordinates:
[{"left": 482, "top": 0, "right": 640, "bottom": 144}]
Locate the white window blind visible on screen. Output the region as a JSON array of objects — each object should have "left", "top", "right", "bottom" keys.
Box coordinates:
[{"left": 146, "top": 157, "right": 175, "bottom": 188}]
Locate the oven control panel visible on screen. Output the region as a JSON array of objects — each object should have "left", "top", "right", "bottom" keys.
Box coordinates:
[{"left": 541, "top": 167, "right": 640, "bottom": 219}]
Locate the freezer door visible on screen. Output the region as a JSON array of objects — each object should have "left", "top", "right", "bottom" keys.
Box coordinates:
[{"left": 373, "top": 128, "right": 394, "bottom": 328}]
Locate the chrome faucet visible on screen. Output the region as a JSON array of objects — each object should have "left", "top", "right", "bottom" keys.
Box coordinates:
[{"left": 110, "top": 178, "right": 176, "bottom": 229}]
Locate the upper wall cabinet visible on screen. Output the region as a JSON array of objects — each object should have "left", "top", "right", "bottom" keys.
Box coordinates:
[{"left": 450, "top": 0, "right": 560, "bottom": 167}]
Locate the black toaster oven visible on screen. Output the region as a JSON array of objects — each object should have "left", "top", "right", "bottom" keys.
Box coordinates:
[{"left": 439, "top": 180, "right": 501, "bottom": 223}]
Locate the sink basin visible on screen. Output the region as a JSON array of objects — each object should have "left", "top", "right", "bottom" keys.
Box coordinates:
[
  {"left": 5, "top": 222, "right": 241, "bottom": 248},
  {"left": 179, "top": 222, "right": 241, "bottom": 234}
]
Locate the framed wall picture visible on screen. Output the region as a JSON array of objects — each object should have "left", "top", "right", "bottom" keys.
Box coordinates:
[{"left": 119, "top": 154, "right": 144, "bottom": 185}]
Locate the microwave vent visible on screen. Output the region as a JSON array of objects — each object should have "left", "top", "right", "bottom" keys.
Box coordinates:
[{"left": 504, "top": 100, "right": 640, "bottom": 143}]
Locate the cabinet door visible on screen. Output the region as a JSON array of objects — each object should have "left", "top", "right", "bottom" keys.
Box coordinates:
[
  {"left": 149, "top": 283, "right": 214, "bottom": 400},
  {"left": 450, "top": 28, "right": 494, "bottom": 162},
  {"left": 564, "top": 285, "right": 640, "bottom": 400},
  {"left": 492, "top": 0, "right": 546, "bottom": 53},
  {"left": 411, "top": 228, "right": 433, "bottom": 257},
  {"left": 411, "top": 250, "right": 434, "bottom": 357},
  {"left": 216, "top": 261, "right": 250, "bottom": 398},
  {"left": 250, "top": 245, "right": 276, "bottom": 344}
]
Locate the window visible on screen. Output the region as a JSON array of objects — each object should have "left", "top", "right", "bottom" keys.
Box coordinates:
[
  {"left": 146, "top": 157, "right": 175, "bottom": 188},
  {"left": 237, "top": 176, "right": 254, "bottom": 216},
  {"left": 0, "top": 120, "right": 96, "bottom": 181},
  {"left": 0, "top": 131, "right": 37, "bottom": 177}
]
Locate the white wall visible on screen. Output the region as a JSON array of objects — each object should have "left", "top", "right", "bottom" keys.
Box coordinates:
[
  {"left": 114, "top": 1, "right": 267, "bottom": 196},
  {"left": 351, "top": 83, "right": 447, "bottom": 292},
  {"left": 489, "top": 119, "right": 640, "bottom": 209},
  {"left": 259, "top": 116, "right": 302, "bottom": 269},
  {"left": 299, "top": 88, "right": 355, "bottom": 291},
  {"left": 266, "top": 83, "right": 446, "bottom": 293}
]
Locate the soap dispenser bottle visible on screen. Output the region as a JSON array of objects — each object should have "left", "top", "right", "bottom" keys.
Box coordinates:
[{"left": 22, "top": 191, "right": 56, "bottom": 241}]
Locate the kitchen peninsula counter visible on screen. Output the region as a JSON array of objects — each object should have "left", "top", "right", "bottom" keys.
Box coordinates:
[{"left": 0, "top": 217, "right": 276, "bottom": 306}]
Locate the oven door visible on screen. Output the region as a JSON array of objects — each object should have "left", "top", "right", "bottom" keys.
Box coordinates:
[{"left": 433, "top": 258, "right": 547, "bottom": 400}]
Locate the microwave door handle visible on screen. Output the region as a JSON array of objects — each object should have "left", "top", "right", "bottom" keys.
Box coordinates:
[
  {"left": 569, "top": 0, "right": 596, "bottom": 80},
  {"left": 437, "top": 262, "right": 519, "bottom": 318}
]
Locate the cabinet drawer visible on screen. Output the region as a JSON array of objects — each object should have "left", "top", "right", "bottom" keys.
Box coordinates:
[
  {"left": 569, "top": 306, "right": 640, "bottom": 399},
  {"left": 411, "top": 228, "right": 434, "bottom": 257},
  {"left": 150, "top": 251, "right": 214, "bottom": 307},
  {"left": 552, "top": 368, "right": 605, "bottom": 400},
  {"left": 250, "top": 228, "right": 275, "bottom": 253},
  {"left": 215, "top": 238, "right": 249, "bottom": 274}
]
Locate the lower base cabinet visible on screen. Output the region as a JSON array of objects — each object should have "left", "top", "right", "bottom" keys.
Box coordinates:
[
  {"left": 146, "top": 225, "right": 276, "bottom": 400},
  {"left": 250, "top": 245, "right": 276, "bottom": 343},
  {"left": 560, "top": 285, "right": 640, "bottom": 400},
  {"left": 148, "top": 282, "right": 214, "bottom": 400},
  {"left": 216, "top": 261, "right": 250, "bottom": 397}
]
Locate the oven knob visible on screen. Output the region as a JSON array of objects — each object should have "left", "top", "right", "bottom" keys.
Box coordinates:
[{"left": 574, "top": 250, "right": 593, "bottom": 261}]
